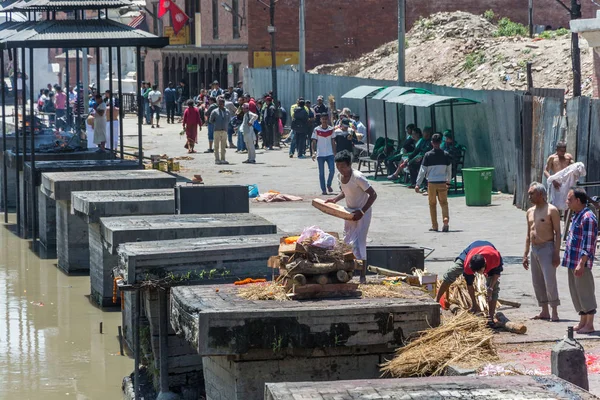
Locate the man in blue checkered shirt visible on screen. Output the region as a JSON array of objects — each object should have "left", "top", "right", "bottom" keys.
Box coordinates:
[{"left": 563, "top": 188, "right": 598, "bottom": 334}]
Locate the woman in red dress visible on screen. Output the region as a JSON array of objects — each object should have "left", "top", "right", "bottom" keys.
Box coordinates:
[{"left": 182, "top": 99, "right": 202, "bottom": 153}]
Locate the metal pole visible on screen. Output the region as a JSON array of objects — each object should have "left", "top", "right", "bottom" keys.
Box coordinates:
[
  {"left": 364, "top": 98, "right": 370, "bottom": 156},
  {"left": 117, "top": 47, "right": 124, "bottom": 159},
  {"left": 396, "top": 104, "right": 401, "bottom": 141},
  {"left": 269, "top": 0, "right": 278, "bottom": 107},
  {"left": 413, "top": 107, "right": 417, "bottom": 125},
  {"left": 96, "top": 47, "right": 101, "bottom": 92},
  {"left": 571, "top": 0, "right": 582, "bottom": 97},
  {"left": 382, "top": 102, "right": 388, "bottom": 141},
  {"left": 298, "top": 0, "right": 305, "bottom": 97},
  {"left": 1, "top": 50, "right": 7, "bottom": 223},
  {"left": 29, "top": 47, "right": 36, "bottom": 245},
  {"left": 21, "top": 47, "right": 26, "bottom": 236},
  {"left": 136, "top": 46, "right": 143, "bottom": 166},
  {"left": 82, "top": 48, "right": 89, "bottom": 115},
  {"left": 528, "top": 0, "right": 534, "bottom": 38},
  {"left": 76, "top": 48, "right": 81, "bottom": 135},
  {"left": 65, "top": 49, "right": 70, "bottom": 129},
  {"left": 134, "top": 290, "right": 141, "bottom": 400},
  {"left": 397, "top": 0, "right": 405, "bottom": 85},
  {"left": 450, "top": 102, "right": 455, "bottom": 136},
  {"left": 430, "top": 107, "right": 436, "bottom": 132},
  {"left": 108, "top": 46, "right": 114, "bottom": 157},
  {"left": 14, "top": 49, "right": 20, "bottom": 236}
]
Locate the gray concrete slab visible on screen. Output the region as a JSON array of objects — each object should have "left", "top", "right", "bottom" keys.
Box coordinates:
[
  {"left": 41, "top": 169, "right": 176, "bottom": 201},
  {"left": 264, "top": 375, "right": 599, "bottom": 400},
  {"left": 72, "top": 189, "right": 176, "bottom": 307},
  {"left": 72, "top": 188, "right": 175, "bottom": 224},
  {"left": 41, "top": 170, "right": 176, "bottom": 274},
  {"left": 118, "top": 235, "right": 280, "bottom": 394},
  {"left": 116, "top": 234, "right": 280, "bottom": 285},
  {"left": 20, "top": 159, "right": 141, "bottom": 239},
  {"left": 170, "top": 283, "right": 440, "bottom": 357},
  {"left": 100, "top": 213, "right": 277, "bottom": 254}
]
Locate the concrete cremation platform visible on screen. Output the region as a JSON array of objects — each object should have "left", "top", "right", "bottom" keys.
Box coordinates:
[
  {"left": 72, "top": 189, "right": 176, "bottom": 307},
  {"left": 0, "top": 149, "right": 112, "bottom": 210},
  {"left": 117, "top": 234, "right": 281, "bottom": 394},
  {"left": 170, "top": 284, "right": 440, "bottom": 400},
  {"left": 264, "top": 376, "right": 599, "bottom": 400},
  {"left": 20, "top": 159, "right": 141, "bottom": 239},
  {"left": 40, "top": 170, "right": 176, "bottom": 273},
  {"left": 100, "top": 213, "right": 277, "bottom": 348}
]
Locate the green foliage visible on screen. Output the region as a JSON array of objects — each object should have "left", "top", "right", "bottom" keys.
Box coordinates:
[
  {"left": 483, "top": 9, "right": 495, "bottom": 22},
  {"left": 464, "top": 51, "right": 486, "bottom": 72},
  {"left": 493, "top": 17, "right": 527, "bottom": 37},
  {"left": 539, "top": 27, "right": 570, "bottom": 39}
]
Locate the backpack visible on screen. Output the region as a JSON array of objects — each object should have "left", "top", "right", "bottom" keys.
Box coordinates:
[{"left": 292, "top": 107, "right": 308, "bottom": 131}]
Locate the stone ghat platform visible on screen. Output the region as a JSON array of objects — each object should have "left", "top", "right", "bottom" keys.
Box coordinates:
[
  {"left": 265, "top": 376, "right": 599, "bottom": 400},
  {"left": 106, "top": 213, "right": 277, "bottom": 349},
  {"left": 116, "top": 234, "right": 281, "bottom": 285},
  {"left": 119, "top": 234, "right": 281, "bottom": 396},
  {"left": 171, "top": 284, "right": 440, "bottom": 400},
  {"left": 72, "top": 189, "right": 176, "bottom": 307},
  {"left": 40, "top": 170, "right": 176, "bottom": 272},
  {"left": 0, "top": 149, "right": 112, "bottom": 210},
  {"left": 20, "top": 159, "right": 142, "bottom": 239}
]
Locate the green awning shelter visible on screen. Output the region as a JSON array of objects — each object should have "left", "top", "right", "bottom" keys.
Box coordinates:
[
  {"left": 386, "top": 93, "right": 479, "bottom": 134},
  {"left": 341, "top": 86, "right": 434, "bottom": 152}
]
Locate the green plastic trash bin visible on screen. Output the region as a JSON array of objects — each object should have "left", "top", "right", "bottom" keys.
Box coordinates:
[{"left": 463, "top": 167, "right": 494, "bottom": 206}]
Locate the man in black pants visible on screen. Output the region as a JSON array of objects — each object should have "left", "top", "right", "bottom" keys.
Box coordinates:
[{"left": 261, "top": 96, "right": 277, "bottom": 150}]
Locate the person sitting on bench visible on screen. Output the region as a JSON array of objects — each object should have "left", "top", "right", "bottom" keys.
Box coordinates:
[
  {"left": 385, "top": 124, "right": 418, "bottom": 176},
  {"left": 388, "top": 127, "right": 433, "bottom": 188}
]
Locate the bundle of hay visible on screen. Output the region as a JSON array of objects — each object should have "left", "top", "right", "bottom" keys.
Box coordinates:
[
  {"left": 380, "top": 311, "right": 498, "bottom": 377},
  {"left": 237, "top": 282, "right": 289, "bottom": 301}
]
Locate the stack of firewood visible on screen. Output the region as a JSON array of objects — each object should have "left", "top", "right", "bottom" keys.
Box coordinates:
[{"left": 268, "top": 235, "right": 359, "bottom": 299}]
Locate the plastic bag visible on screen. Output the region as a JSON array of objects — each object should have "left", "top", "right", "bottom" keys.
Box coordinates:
[
  {"left": 248, "top": 184, "right": 259, "bottom": 198},
  {"left": 298, "top": 226, "right": 336, "bottom": 249}
]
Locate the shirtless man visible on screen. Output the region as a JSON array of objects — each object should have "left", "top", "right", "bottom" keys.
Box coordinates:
[
  {"left": 544, "top": 141, "right": 574, "bottom": 190},
  {"left": 523, "top": 182, "right": 561, "bottom": 321}
]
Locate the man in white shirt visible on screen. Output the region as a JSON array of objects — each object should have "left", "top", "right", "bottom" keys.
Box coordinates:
[
  {"left": 311, "top": 114, "right": 337, "bottom": 195},
  {"left": 352, "top": 114, "right": 367, "bottom": 141},
  {"left": 148, "top": 84, "right": 162, "bottom": 128}
]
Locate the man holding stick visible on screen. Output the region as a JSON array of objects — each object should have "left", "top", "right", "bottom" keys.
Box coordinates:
[{"left": 436, "top": 240, "right": 503, "bottom": 324}]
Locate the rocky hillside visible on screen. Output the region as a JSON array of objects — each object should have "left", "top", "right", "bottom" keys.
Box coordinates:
[{"left": 310, "top": 11, "right": 594, "bottom": 97}]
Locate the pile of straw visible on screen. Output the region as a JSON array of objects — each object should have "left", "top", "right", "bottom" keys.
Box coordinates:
[
  {"left": 359, "top": 283, "right": 430, "bottom": 299},
  {"left": 237, "top": 282, "right": 289, "bottom": 301},
  {"left": 380, "top": 311, "right": 498, "bottom": 377}
]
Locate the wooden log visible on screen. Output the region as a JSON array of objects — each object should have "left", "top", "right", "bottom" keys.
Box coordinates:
[
  {"left": 292, "top": 274, "right": 307, "bottom": 286},
  {"left": 498, "top": 299, "right": 521, "bottom": 308},
  {"left": 343, "top": 251, "right": 356, "bottom": 261},
  {"left": 292, "top": 283, "right": 359, "bottom": 295},
  {"left": 315, "top": 274, "right": 329, "bottom": 285},
  {"left": 495, "top": 312, "right": 527, "bottom": 334},
  {"left": 312, "top": 198, "right": 354, "bottom": 220},
  {"left": 267, "top": 256, "right": 280, "bottom": 269},
  {"left": 278, "top": 242, "right": 306, "bottom": 255},
  {"left": 367, "top": 265, "right": 409, "bottom": 277},
  {"left": 336, "top": 270, "right": 351, "bottom": 283},
  {"left": 285, "top": 259, "right": 352, "bottom": 274}
]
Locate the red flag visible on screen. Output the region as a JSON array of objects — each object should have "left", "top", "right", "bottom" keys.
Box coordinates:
[
  {"left": 157, "top": 0, "right": 169, "bottom": 18},
  {"left": 169, "top": 2, "right": 189, "bottom": 35}
]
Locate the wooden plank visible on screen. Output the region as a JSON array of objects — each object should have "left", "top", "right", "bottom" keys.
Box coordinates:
[{"left": 312, "top": 198, "right": 354, "bottom": 220}]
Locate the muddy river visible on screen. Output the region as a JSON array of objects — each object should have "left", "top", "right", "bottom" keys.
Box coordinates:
[{"left": 0, "top": 214, "right": 132, "bottom": 399}]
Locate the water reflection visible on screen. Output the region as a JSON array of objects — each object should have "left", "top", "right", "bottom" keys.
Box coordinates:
[{"left": 0, "top": 214, "right": 132, "bottom": 399}]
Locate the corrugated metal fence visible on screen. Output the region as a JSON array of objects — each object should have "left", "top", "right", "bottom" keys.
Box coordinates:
[{"left": 244, "top": 68, "right": 597, "bottom": 200}]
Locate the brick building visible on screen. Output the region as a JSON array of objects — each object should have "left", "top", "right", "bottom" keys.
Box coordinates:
[{"left": 154, "top": 0, "right": 597, "bottom": 96}]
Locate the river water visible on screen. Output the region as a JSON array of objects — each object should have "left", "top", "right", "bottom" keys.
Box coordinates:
[{"left": 0, "top": 214, "right": 132, "bottom": 399}]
